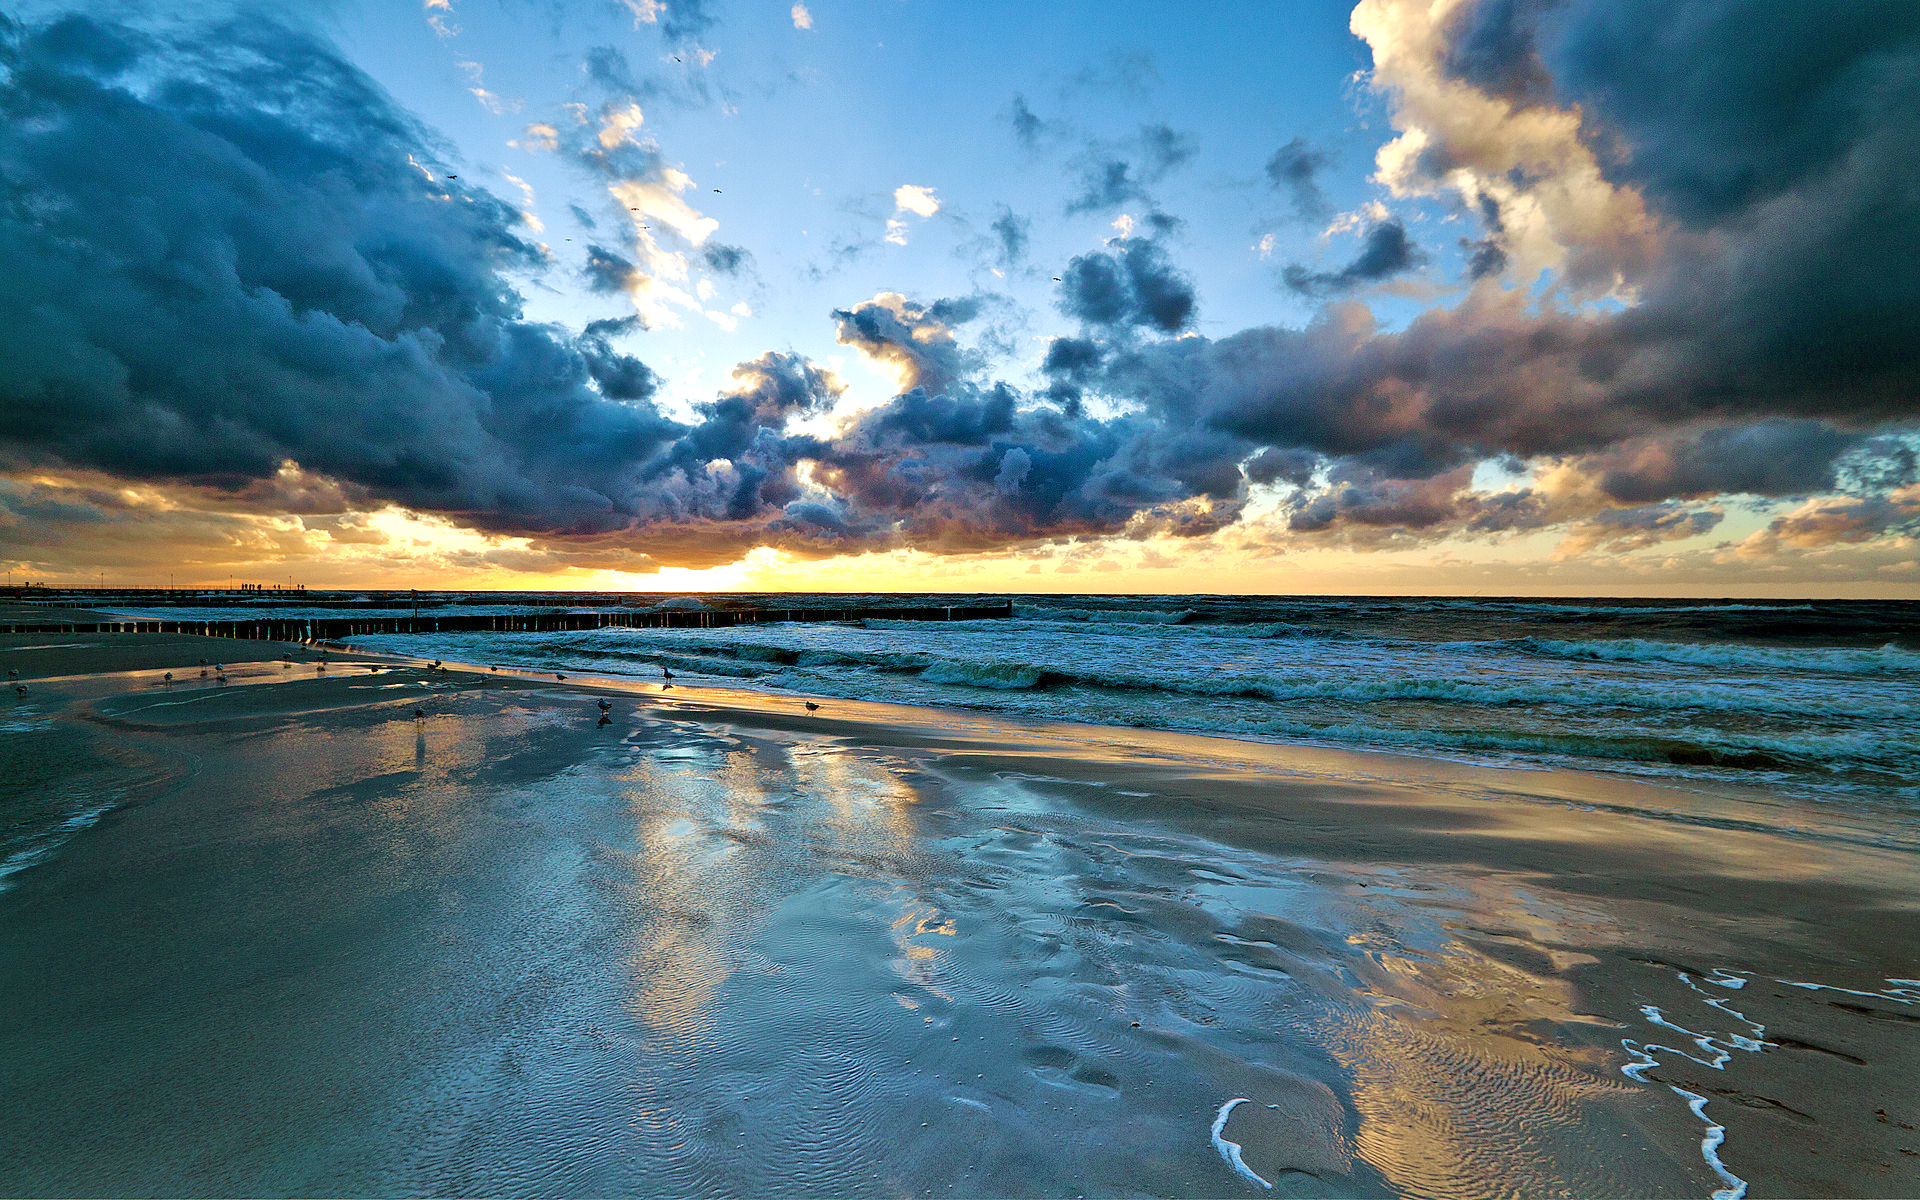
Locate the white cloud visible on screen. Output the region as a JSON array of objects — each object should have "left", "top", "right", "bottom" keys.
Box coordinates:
[
  {"left": 598, "top": 104, "right": 645, "bottom": 149},
  {"left": 884, "top": 218, "right": 909, "bottom": 246},
  {"left": 622, "top": 0, "right": 663, "bottom": 26},
  {"left": 1111, "top": 213, "right": 1135, "bottom": 237},
  {"left": 1350, "top": 0, "right": 1660, "bottom": 296},
  {"left": 512, "top": 122, "right": 559, "bottom": 152},
  {"left": 500, "top": 172, "right": 541, "bottom": 232},
  {"left": 791, "top": 3, "right": 813, "bottom": 29},
  {"left": 893, "top": 184, "right": 940, "bottom": 218},
  {"left": 1256, "top": 233, "right": 1275, "bottom": 260}
]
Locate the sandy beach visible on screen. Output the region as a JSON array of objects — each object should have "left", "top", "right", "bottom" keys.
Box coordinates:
[{"left": 1, "top": 631, "right": 1916, "bottom": 1198}]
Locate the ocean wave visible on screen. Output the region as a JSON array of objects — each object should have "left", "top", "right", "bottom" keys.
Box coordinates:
[
  {"left": 1513, "top": 638, "right": 1920, "bottom": 674},
  {"left": 1216, "top": 718, "right": 1918, "bottom": 781},
  {"left": 390, "top": 628, "right": 1914, "bottom": 718},
  {"left": 1012, "top": 605, "right": 1197, "bottom": 625}
]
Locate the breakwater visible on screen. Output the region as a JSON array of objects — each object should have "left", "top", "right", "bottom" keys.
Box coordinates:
[{"left": 0, "top": 602, "right": 1015, "bottom": 640}]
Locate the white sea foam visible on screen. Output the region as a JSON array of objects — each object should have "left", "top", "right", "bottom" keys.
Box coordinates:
[
  {"left": 1515, "top": 637, "right": 1920, "bottom": 674},
  {"left": 1209, "top": 1098, "right": 1271, "bottom": 1190}
]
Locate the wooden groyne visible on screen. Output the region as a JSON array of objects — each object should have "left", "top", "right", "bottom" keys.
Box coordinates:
[{"left": 0, "top": 602, "right": 1015, "bottom": 640}]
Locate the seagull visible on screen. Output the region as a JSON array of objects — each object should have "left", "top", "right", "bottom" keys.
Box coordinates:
[
  {"left": 489, "top": 665, "right": 499, "bottom": 672},
  {"left": 555, "top": 672, "right": 567, "bottom": 681},
  {"left": 1053, "top": 276, "right": 1062, "bottom": 281},
  {"left": 662, "top": 666, "right": 675, "bottom": 679},
  {"left": 712, "top": 188, "right": 721, "bottom": 193},
  {"left": 414, "top": 708, "right": 426, "bottom": 721},
  {"left": 163, "top": 672, "right": 173, "bottom": 685},
  {"left": 597, "top": 699, "right": 611, "bottom": 712},
  {"left": 216, "top": 672, "right": 227, "bottom": 683},
  {"left": 804, "top": 701, "right": 820, "bottom": 712},
  {"left": 5, "top": 669, "right": 15, "bottom": 680},
  {"left": 13, "top": 684, "right": 26, "bottom": 697},
  {"left": 446, "top": 174, "right": 457, "bottom": 179}
]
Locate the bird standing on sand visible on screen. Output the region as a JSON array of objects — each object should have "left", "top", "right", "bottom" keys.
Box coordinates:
[
  {"left": 597, "top": 699, "right": 611, "bottom": 713},
  {"left": 555, "top": 672, "right": 567, "bottom": 681},
  {"left": 13, "top": 684, "right": 25, "bottom": 697},
  {"left": 662, "top": 666, "right": 675, "bottom": 679},
  {"left": 163, "top": 672, "right": 173, "bottom": 685},
  {"left": 805, "top": 701, "right": 820, "bottom": 712},
  {"left": 414, "top": 708, "right": 426, "bottom": 721}
]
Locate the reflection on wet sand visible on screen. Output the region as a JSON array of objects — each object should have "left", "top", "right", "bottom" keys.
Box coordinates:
[{"left": 0, "top": 657, "right": 1913, "bottom": 1197}]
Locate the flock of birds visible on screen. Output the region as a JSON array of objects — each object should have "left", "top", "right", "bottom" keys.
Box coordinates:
[{"left": 6, "top": 647, "right": 832, "bottom": 724}]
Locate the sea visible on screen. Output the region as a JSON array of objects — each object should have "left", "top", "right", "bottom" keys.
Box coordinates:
[{"left": 103, "top": 593, "right": 1920, "bottom": 808}]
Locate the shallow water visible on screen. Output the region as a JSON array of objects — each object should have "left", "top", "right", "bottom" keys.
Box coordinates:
[{"left": 293, "top": 594, "right": 1920, "bottom": 807}]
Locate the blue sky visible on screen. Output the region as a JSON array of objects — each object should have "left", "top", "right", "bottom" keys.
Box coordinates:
[{"left": 335, "top": 0, "right": 1392, "bottom": 411}]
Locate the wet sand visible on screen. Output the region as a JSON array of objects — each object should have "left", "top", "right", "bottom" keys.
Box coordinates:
[{"left": 1, "top": 634, "right": 1916, "bottom": 1198}]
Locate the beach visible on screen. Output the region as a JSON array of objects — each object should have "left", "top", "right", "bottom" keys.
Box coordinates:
[{"left": 1, "top": 630, "right": 1917, "bottom": 1198}]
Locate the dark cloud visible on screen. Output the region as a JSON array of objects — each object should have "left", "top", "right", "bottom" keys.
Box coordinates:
[
  {"left": 1064, "top": 49, "right": 1160, "bottom": 101},
  {"left": 990, "top": 207, "right": 1030, "bottom": 266},
  {"left": 1283, "top": 221, "right": 1428, "bottom": 295},
  {"left": 831, "top": 295, "right": 982, "bottom": 395},
  {"left": 656, "top": 0, "right": 718, "bottom": 47},
  {"left": 1521, "top": 0, "right": 1920, "bottom": 223},
  {"left": 1461, "top": 236, "right": 1508, "bottom": 279},
  {"left": 1006, "top": 94, "right": 1060, "bottom": 149},
  {"left": 1592, "top": 421, "right": 1862, "bottom": 502},
  {"left": 579, "top": 317, "right": 659, "bottom": 401},
  {"left": 700, "top": 242, "right": 753, "bottom": 274},
  {"left": 1266, "top": 137, "right": 1334, "bottom": 221},
  {"left": 582, "top": 245, "right": 637, "bottom": 293},
  {"left": 1058, "top": 239, "right": 1196, "bottom": 333},
  {"left": 568, "top": 203, "right": 599, "bottom": 229},
  {"left": 1066, "top": 124, "right": 1200, "bottom": 215},
  {"left": 1556, "top": 502, "right": 1723, "bottom": 555}
]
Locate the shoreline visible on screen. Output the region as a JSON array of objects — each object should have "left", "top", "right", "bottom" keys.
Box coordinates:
[{"left": 2, "top": 631, "right": 1917, "bottom": 1196}]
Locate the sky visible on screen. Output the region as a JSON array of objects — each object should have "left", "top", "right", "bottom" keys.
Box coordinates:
[{"left": 0, "top": 0, "right": 1916, "bottom": 595}]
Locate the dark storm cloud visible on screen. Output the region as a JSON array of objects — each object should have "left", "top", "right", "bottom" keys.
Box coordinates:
[
  {"left": 1591, "top": 421, "right": 1864, "bottom": 502},
  {"left": 1512, "top": 0, "right": 1920, "bottom": 223},
  {"left": 1266, "top": 137, "right": 1334, "bottom": 221},
  {"left": 1058, "top": 239, "right": 1196, "bottom": 333},
  {"left": 1283, "top": 221, "right": 1427, "bottom": 295},
  {"left": 0, "top": 12, "right": 699, "bottom": 538}
]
